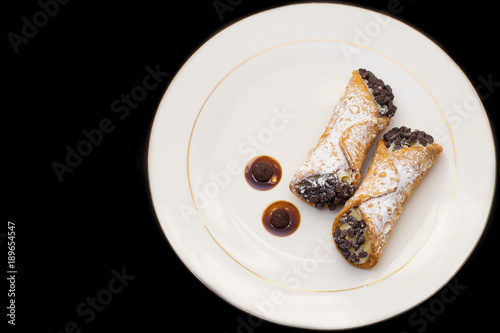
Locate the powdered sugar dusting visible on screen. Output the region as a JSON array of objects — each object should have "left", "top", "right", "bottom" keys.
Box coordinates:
[
  {"left": 300, "top": 92, "right": 373, "bottom": 174},
  {"left": 358, "top": 145, "right": 438, "bottom": 252}
]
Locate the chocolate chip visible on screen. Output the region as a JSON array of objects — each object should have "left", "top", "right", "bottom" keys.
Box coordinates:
[
  {"left": 333, "top": 229, "right": 342, "bottom": 238},
  {"left": 347, "top": 228, "right": 355, "bottom": 238},
  {"left": 341, "top": 239, "right": 352, "bottom": 250},
  {"left": 347, "top": 185, "right": 355, "bottom": 197},
  {"left": 402, "top": 131, "right": 412, "bottom": 139},
  {"left": 349, "top": 254, "right": 358, "bottom": 263},
  {"left": 358, "top": 251, "right": 368, "bottom": 258},
  {"left": 357, "top": 236, "right": 365, "bottom": 245},
  {"left": 379, "top": 105, "right": 389, "bottom": 116},
  {"left": 270, "top": 209, "right": 290, "bottom": 229},
  {"left": 375, "top": 95, "right": 385, "bottom": 105},
  {"left": 309, "top": 195, "right": 319, "bottom": 203},
  {"left": 252, "top": 161, "right": 273, "bottom": 182},
  {"left": 303, "top": 177, "right": 315, "bottom": 188},
  {"left": 326, "top": 173, "right": 338, "bottom": 185},
  {"left": 382, "top": 95, "right": 393, "bottom": 105},
  {"left": 341, "top": 250, "right": 350, "bottom": 259}
]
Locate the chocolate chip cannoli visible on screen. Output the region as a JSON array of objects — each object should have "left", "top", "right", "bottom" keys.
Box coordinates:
[
  {"left": 290, "top": 69, "right": 397, "bottom": 210},
  {"left": 332, "top": 127, "right": 443, "bottom": 268}
]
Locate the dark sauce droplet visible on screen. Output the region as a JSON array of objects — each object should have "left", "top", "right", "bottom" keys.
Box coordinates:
[
  {"left": 262, "top": 201, "right": 300, "bottom": 237},
  {"left": 245, "top": 155, "right": 282, "bottom": 190}
]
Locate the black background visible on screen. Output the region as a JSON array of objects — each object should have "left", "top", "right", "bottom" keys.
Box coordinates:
[{"left": 5, "top": 0, "right": 499, "bottom": 332}]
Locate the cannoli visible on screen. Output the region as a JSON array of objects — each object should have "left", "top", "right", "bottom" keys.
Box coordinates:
[
  {"left": 290, "top": 68, "right": 397, "bottom": 210},
  {"left": 332, "top": 127, "right": 443, "bottom": 268}
]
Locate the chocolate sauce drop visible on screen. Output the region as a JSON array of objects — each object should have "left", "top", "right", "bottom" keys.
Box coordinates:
[
  {"left": 262, "top": 201, "right": 300, "bottom": 237},
  {"left": 244, "top": 155, "right": 282, "bottom": 191}
]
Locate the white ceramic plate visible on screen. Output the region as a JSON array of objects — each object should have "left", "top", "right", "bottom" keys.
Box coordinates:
[{"left": 148, "top": 3, "right": 495, "bottom": 330}]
